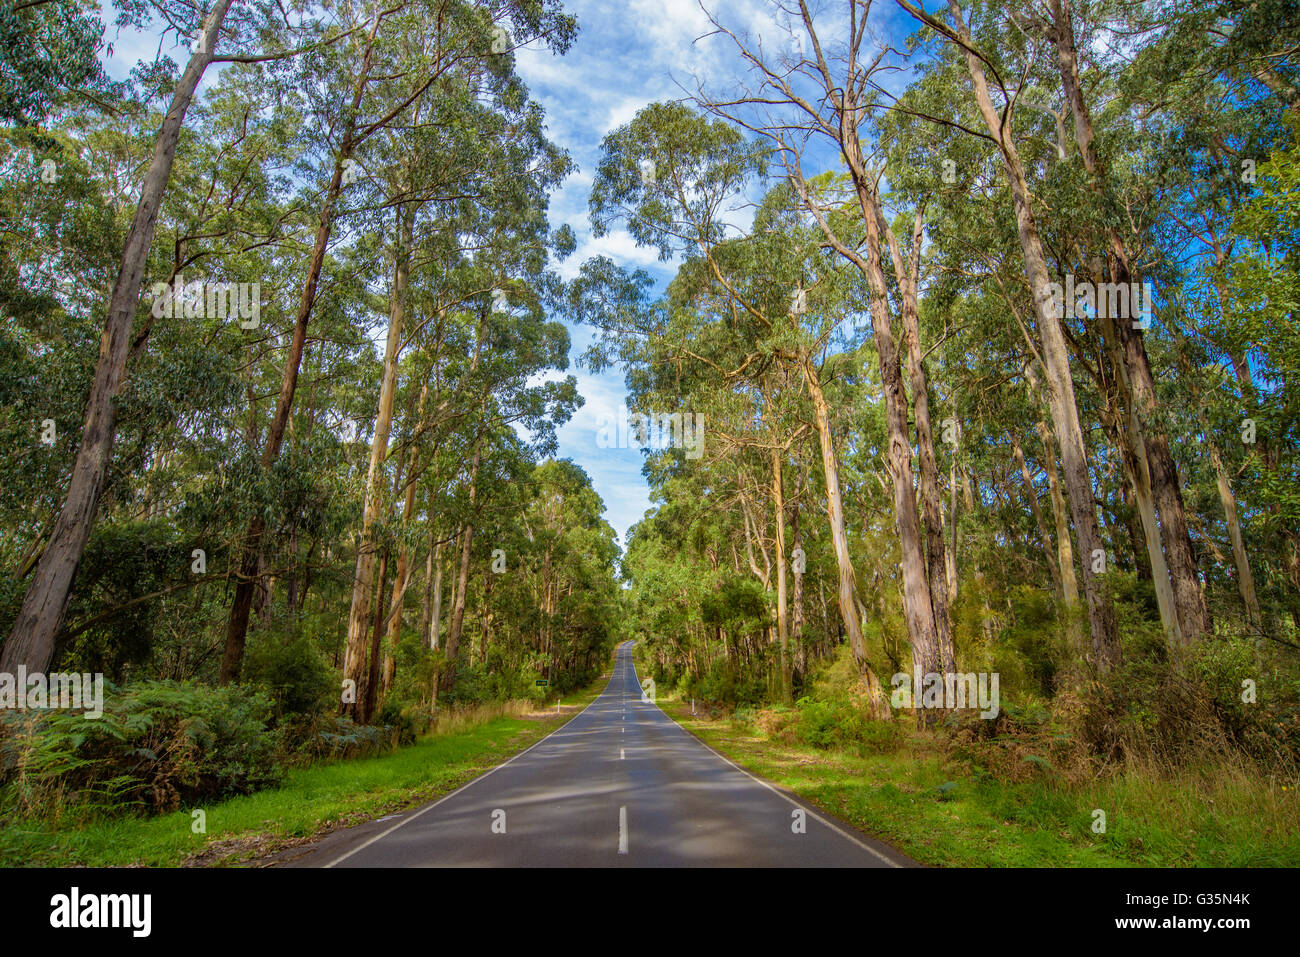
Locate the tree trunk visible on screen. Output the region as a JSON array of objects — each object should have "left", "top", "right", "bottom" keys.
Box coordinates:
[
  {"left": 770, "top": 446, "right": 791, "bottom": 702},
  {"left": 799, "top": 355, "right": 890, "bottom": 717},
  {"left": 946, "top": 0, "right": 1119, "bottom": 669},
  {"left": 1011, "top": 433, "right": 1062, "bottom": 599},
  {"left": 2, "top": 0, "right": 233, "bottom": 675},
  {"left": 381, "top": 449, "right": 421, "bottom": 701},
  {"left": 1101, "top": 314, "right": 1182, "bottom": 641},
  {"left": 361, "top": 550, "right": 388, "bottom": 725},
  {"left": 441, "top": 447, "right": 481, "bottom": 695},
  {"left": 884, "top": 210, "right": 956, "bottom": 675},
  {"left": 946, "top": 446, "right": 959, "bottom": 600},
  {"left": 220, "top": 22, "right": 381, "bottom": 683},
  {"left": 430, "top": 537, "right": 444, "bottom": 649},
  {"left": 1047, "top": 0, "right": 1208, "bottom": 642},
  {"left": 838, "top": 135, "right": 943, "bottom": 713},
  {"left": 342, "top": 202, "right": 414, "bottom": 715},
  {"left": 791, "top": 503, "right": 805, "bottom": 680},
  {"left": 481, "top": 571, "right": 494, "bottom": 663},
  {"left": 1207, "top": 428, "right": 1260, "bottom": 625}
]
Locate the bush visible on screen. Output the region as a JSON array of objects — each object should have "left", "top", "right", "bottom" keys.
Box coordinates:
[
  {"left": 855, "top": 718, "right": 903, "bottom": 756},
  {"left": 292, "top": 715, "right": 399, "bottom": 762},
  {"left": 794, "top": 697, "right": 840, "bottom": 748},
  {"left": 791, "top": 695, "right": 899, "bottom": 755},
  {"left": 242, "top": 633, "right": 335, "bottom": 720},
  {"left": 1070, "top": 631, "right": 1300, "bottom": 772},
  {"left": 376, "top": 698, "right": 425, "bottom": 747},
  {"left": 0, "top": 680, "right": 283, "bottom": 819}
]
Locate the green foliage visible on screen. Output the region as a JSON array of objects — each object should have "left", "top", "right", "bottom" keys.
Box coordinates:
[
  {"left": 792, "top": 695, "right": 900, "bottom": 755},
  {"left": 242, "top": 631, "right": 335, "bottom": 721},
  {"left": 0, "top": 681, "right": 282, "bottom": 821},
  {"left": 0, "top": 0, "right": 105, "bottom": 124},
  {"left": 1078, "top": 633, "right": 1300, "bottom": 768},
  {"left": 56, "top": 520, "right": 197, "bottom": 680},
  {"left": 291, "top": 715, "right": 399, "bottom": 762}
]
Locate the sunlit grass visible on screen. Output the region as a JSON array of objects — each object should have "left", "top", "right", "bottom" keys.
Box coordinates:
[
  {"left": 0, "top": 669, "right": 612, "bottom": 868},
  {"left": 657, "top": 692, "right": 1300, "bottom": 867}
]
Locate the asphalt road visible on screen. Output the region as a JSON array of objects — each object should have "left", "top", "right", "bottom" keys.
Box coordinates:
[{"left": 282, "top": 641, "right": 914, "bottom": 867}]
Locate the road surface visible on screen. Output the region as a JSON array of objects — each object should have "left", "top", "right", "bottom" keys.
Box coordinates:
[{"left": 282, "top": 642, "right": 914, "bottom": 867}]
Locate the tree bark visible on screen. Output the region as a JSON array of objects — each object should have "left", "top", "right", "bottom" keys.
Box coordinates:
[
  {"left": 942, "top": 0, "right": 1120, "bottom": 669},
  {"left": 770, "top": 446, "right": 791, "bottom": 702},
  {"left": 799, "top": 355, "right": 890, "bottom": 717},
  {"left": 220, "top": 19, "right": 382, "bottom": 683},
  {"left": 1047, "top": 0, "right": 1209, "bottom": 642},
  {"left": 839, "top": 145, "right": 944, "bottom": 714},
  {"left": 361, "top": 550, "right": 388, "bottom": 724},
  {"left": 430, "top": 536, "right": 444, "bottom": 649},
  {"left": 1207, "top": 423, "right": 1260, "bottom": 625},
  {"left": 441, "top": 447, "right": 481, "bottom": 695},
  {"left": 791, "top": 503, "right": 805, "bottom": 681},
  {"left": 3, "top": 0, "right": 234, "bottom": 675},
  {"left": 884, "top": 209, "right": 956, "bottom": 675},
  {"left": 1011, "top": 433, "right": 1062, "bottom": 600},
  {"left": 381, "top": 443, "right": 421, "bottom": 701},
  {"left": 1100, "top": 314, "right": 1183, "bottom": 641},
  {"left": 341, "top": 201, "right": 413, "bottom": 715}
]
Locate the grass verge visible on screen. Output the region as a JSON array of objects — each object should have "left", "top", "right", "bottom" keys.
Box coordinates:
[
  {"left": 0, "top": 672, "right": 610, "bottom": 868},
  {"left": 655, "top": 692, "right": 1300, "bottom": 867}
]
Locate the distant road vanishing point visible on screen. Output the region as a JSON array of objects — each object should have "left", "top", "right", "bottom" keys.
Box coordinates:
[{"left": 280, "top": 642, "right": 916, "bottom": 868}]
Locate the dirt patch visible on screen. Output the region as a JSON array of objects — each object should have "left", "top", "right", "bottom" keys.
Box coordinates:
[
  {"left": 519, "top": 705, "right": 582, "bottom": 720},
  {"left": 184, "top": 830, "right": 323, "bottom": 868}
]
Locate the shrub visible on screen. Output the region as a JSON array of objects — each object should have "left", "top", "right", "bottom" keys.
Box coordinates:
[
  {"left": 1068, "top": 631, "right": 1300, "bottom": 773},
  {"left": 376, "top": 698, "right": 426, "bottom": 747},
  {"left": 789, "top": 693, "right": 899, "bottom": 755},
  {"left": 794, "top": 697, "right": 839, "bottom": 748},
  {"left": 0, "top": 680, "right": 282, "bottom": 819},
  {"left": 242, "top": 633, "right": 335, "bottom": 720},
  {"left": 855, "top": 718, "right": 903, "bottom": 756},
  {"left": 294, "top": 715, "right": 398, "bottom": 762}
]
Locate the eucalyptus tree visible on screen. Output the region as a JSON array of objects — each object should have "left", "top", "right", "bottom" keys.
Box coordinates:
[
  {"left": 221, "top": 0, "right": 577, "bottom": 682},
  {"left": 1124, "top": 1, "right": 1299, "bottom": 630},
  {"left": 890, "top": 0, "right": 1122, "bottom": 670},
  {"left": 0, "top": 0, "right": 107, "bottom": 125},
  {"left": 696, "top": 3, "right": 961, "bottom": 703},
  {"left": 3, "top": 0, "right": 343, "bottom": 675},
  {"left": 587, "top": 102, "right": 906, "bottom": 714},
  {"left": 1220, "top": 122, "right": 1300, "bottom": 628}
]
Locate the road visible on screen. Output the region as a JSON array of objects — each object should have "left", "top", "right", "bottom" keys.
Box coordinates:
[{"left": 282, "top": 642, "right": 914, "bottom": 867}]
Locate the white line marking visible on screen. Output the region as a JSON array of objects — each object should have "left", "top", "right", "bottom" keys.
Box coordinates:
[
  {"left": 618, "top": 805, "right": 628, "bottom": 854},
  {"left": 620, "top": 748, "right": 625, "bottom": 760},
  {"left": 322, "top": 672, "right": 612, "bottom": 868},
  {"left": 626, "top": 650, "right": 904, "bottom": 868}
]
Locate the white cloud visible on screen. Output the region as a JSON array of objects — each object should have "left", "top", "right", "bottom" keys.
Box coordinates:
[{"left": 557, "top": 228, "right": 672, "bottom": 281}]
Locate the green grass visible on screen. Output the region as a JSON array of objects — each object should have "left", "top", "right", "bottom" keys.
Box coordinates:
[
  {"left": 0, "top": 672, "right": 611, "bottom": 868},
  {"left": 657, "top": 693, "right": 1300, "bottom": 867}
]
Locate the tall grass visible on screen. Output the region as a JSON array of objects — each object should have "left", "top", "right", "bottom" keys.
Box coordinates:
[{"left": 425, "top": 699, "right": 535, "bottom": 737}]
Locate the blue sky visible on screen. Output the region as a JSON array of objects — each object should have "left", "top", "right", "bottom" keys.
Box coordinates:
[
  {"left": 93, "top": 0, "right": 839, "bottom": 548},
  {"left": 514, "top": 0, "right": 797, "bottom": 547}
]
